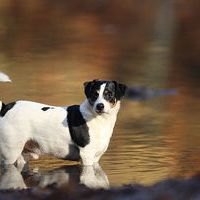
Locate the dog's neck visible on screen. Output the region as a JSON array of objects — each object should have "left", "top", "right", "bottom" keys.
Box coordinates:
[{"left": 80, "top": 99, "right": 120, "bottom": 122}]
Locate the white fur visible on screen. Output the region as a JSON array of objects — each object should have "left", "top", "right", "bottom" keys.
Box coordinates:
[
  {"left": 93, "top": 83, "right": 111, "bottom": 114},
  {"left": 0, "top": 90, "right": 120, "bottom": 167},
  {"left": 80, "top": 99, "right": 120, "bottom": 165},
  {"left": 0, "top": 165, "right": 27, "bottom": 189}
]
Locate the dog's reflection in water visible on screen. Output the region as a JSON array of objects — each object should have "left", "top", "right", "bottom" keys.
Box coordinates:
[
  {"left": 0, "top": 163, "right": 109, "bottom": 189},
  {"left": 0, "top": 165, "right": 27, "bottom": 189}
]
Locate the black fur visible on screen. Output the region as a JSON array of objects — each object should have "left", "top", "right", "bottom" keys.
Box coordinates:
[
  {"left": 84, "top": 80, "right": 106, "bottom": 104},
  {"left": 0, "top": 102, "right": 16, "bottom": 117},
  {"left": 67, "top": 105, "right": 90, "bottom": 148},
  {"left": 113, "top": 81, "right": 127, "bottom": 100},
  {"left": 41, "top": 107, "right": 54, "bottom": 111},
  {"left": 64, "top": 144, "right": 80, "bottom": 161},
  {"left": 104, "top": 82, "right": 116, "bottom": 104}
]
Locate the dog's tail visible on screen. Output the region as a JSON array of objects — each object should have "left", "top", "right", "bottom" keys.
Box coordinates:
[
  {"left": 0, "top": 72, "right": 11, "bottom": 114},
  {"left": 0, "top": 101, "right": 2, "bottom": 112},
  {"left": 0, "top": 72, "right": 12, "bottom": 82}
]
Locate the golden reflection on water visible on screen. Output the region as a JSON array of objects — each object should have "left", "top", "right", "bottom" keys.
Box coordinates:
[{"left": 0, "top": 0, "right": 200, "bottom": 187}]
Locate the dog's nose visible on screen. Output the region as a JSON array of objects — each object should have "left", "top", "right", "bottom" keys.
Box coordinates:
[{"left": 96, "top": 103, "right": 104, "bottom": 112}]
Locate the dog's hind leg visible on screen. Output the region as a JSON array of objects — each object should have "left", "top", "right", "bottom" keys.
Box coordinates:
[
  {"left": 1, "top": 143, "right": 26, "bottom": 169},
  {"left": 3, "top": 153, "right": 21, "bottom": 166},
  {"left": 0, "top": 127, "right": 27, "bottom": 168}
]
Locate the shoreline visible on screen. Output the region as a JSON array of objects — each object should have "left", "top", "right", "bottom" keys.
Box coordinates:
[{"left": 0, "top": 175, "right": 200, "bottom": 200}]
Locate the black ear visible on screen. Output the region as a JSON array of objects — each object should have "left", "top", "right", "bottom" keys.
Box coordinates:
[
  {"left": 83, "top": 81, "right": 92, "bottom": 98},
  {"left": 83, "top": 80, "right": 97, "bottom": 98},
  {"left": 114, "top": 81, "right": 127, "bottom": 100}
]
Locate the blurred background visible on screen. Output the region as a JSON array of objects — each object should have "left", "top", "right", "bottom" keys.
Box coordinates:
[{"left": 0, "top": 0, "right": 200, "bottom": 187}]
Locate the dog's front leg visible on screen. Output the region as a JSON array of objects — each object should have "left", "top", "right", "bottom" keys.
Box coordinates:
[
  {"left": 80, "top": 147, "right": 96, "bottom": 166},
  {"left": 80, "top": 163, "right": 109, "bottom": 189}
]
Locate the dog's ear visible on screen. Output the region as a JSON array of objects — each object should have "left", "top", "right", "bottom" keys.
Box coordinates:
[
  {"left": 83, "top": 80, "right": 97, "bottom": 98},
  {"left": 83, "top": 79, "right": 98, "bottom": 87},
  {"left": 84, "top": 81, "right": 92, "bottom": 98},
  {"left": 83, "top": 81, "right": 90, "bottom": 88},
  {"left": 113, "top": 81, "right": 127, "bottom": 100}
]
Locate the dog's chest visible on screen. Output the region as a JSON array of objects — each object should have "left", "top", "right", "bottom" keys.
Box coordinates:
[{"left": 87, "top": 116, "right": 116, "bottom": 150}]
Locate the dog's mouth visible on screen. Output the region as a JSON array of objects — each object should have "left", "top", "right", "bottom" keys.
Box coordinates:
[
  {"left": 95, "top": 109, "right": 104, "bottom": 115},
  {"left": 95, "top": 109, "right": 110, "bottom": 115}
]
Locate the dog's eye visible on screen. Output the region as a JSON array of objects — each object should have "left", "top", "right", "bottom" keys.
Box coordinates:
[
  {"left": 104, "top": 90, "right": 110, "bottom": 95},
  {"left": 104, "top": 91, "right": 114, "bottom": 101},
  {"left": 94, "top": 91, "right": 99, "bottom": 98},
  {"left": 91, "top": 91, "right": 99, "bottom": 100},
  {"left": 107, "top": 91, "right": 113, "bottom": 98},
  {"left": 108, "top": 92, "right": 112, "bottom": 97}
]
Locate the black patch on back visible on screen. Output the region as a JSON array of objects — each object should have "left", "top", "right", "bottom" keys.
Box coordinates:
[
  {"left": 0, "top": 102, "right": 16, "bottom": 117},
  {"left": 41, "top": 107, "right": 54, "bottom": 111},
  {"left": 67, "top": 105, "right": 90, "bottom": 148}
]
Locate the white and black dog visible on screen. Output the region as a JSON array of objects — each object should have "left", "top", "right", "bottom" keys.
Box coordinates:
[{"left": 0, "top": 79, "right": 127, "bottom": 167}]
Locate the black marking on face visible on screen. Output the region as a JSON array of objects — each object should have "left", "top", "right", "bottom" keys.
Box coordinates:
[
  {"left": 84, "top": 79, "right": 107, "bottom": 105},
  {"left": 0, "top": 102, "right": 16, "bottom": 117},
  {"left": 113, "top": 81, "right": 127, "bottom": 100},
  {"left": 41, "top": 107, "right": 54, "bottom": 111},
  {"left": 104, "top": 82, "right": 117, "bottom": 104},
  {"left": 67, "top": 105, "right": 90, "bottom": 148}
]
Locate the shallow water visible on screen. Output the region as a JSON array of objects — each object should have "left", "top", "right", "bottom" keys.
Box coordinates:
[{"left": 0, "top": 0, "right": 200, "bottom": 189}]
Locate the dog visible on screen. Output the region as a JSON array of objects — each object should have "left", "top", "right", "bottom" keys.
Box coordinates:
[{"left": 0, "top": 79, "right": 127, "bottom": 167}]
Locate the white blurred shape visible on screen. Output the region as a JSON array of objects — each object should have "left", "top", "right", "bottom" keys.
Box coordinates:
[{"left": 0, "top": 72, "right": 12, "bottom": 82}]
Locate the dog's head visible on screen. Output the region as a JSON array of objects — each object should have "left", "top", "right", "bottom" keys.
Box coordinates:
[{"left": 84, "top": 80, "right": 127, "bottom": 115}]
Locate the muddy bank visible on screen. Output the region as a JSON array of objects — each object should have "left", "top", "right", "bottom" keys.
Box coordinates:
[{"left": 1, "top": 175, "right": 200, "bottom": 200}]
